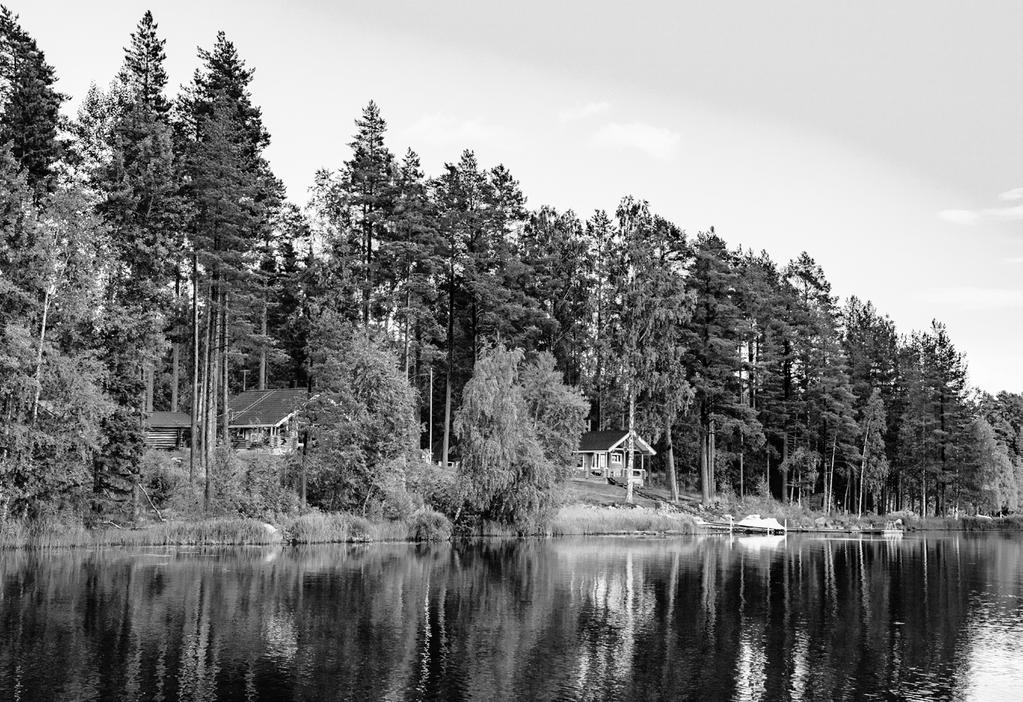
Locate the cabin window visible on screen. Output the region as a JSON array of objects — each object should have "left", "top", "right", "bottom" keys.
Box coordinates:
[{"left": 611, "top": 452, "right": 622, "bottom": 465}]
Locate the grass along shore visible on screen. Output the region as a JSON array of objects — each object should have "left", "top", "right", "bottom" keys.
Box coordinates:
[
  {"left": 0, "top": 481, "right": 701, "bottom": 550},
  {"left": 0, "top": 511, "right": 449, "bottom": 550},
  {"left": 11, "top": 479, "right": 1015, "bottom": 550},
  {"left": 0, "top": 503, "right": 695, "bottom": 549}
]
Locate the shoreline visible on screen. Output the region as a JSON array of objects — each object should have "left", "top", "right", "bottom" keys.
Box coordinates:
[{"left": 2, "top": 503, "right": 1019, "bottom": 551}]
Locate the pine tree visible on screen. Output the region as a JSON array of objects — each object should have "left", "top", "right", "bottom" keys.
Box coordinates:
[
  {"left": 584, "top": 209, "right": 618, "bottom": 430},
  {"left": 681, "top": 231, "right": 746, "bottom": 504},
  {"left": 178, "top": 32, "right": 282, "bottom": 495},
  {"left": 84, "top": 12, "right": 179, "bottom": 514},
  {"left": 390, "top": 148, "right": 442, "bottom": 379},
  {"left": 520, "top": 206, "right": 594, "bottom": 385},
  {"left": 0, "top": 6, "right": 64, "bottom": 194},
  {"left": 117, "top": 11, "right": 169, "bottom": 115}
]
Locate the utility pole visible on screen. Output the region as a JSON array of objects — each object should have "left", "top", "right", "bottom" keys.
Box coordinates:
[{"left": 241, "top": 368, "right": 249, "bottom": 392}]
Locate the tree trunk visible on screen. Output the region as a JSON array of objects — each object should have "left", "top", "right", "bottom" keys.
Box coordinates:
[
  {"left": 665, "top": 413, "right": 678, "bottom": 503},
  {"left": 221, "top": 293, "right": 230, "bottom": 447},
  {"left": 171, "top": 345, "right": 179, "bottom": 413},
  {"left": 442, "top": 262, "right": 454, "bottom": 467},
  {"left": 172, "top": 264, "right": 181, "bottom": 413},
  {"left": 144, "top": 364, "right": 154, "bottom": 414},
  {"left": 363, "top": 214, "right": 372, "bottom": 328},
  {"left": 300, "top": 429, "right": 308, "bottom": 507},
  {"left": 404, "top": 288, "right": 411, "bottom": 379},
  {"left": 30, "top": 285, "right": 53, "bottom": 426},
  {"left": 626, "top": 381, "right": 635, "bottom": 504},
  {"left": 827, "top": 435, "right": 837, "bottom": 515},
  {"left": 739, "top": 435, "right": 745, "bottom": 500},
  {"left": 921, "top": 472, "right": 927, "bottom": 519},
  {"left": 782, "top": 433, "right": 789, "bottom": 503},
  {"left": 259, "top": 296, "right": 267, "bottom": 391},
  {"left": 202, "top": 291, "right": 216, "bottom": 512},
  {"left": 708, "top": 418, "right": 716, "bottom": 497},
  {"left": 189, "top": 251, "right": 199, "bottom": 483},
  {"left": 858, "top": 432, "right": 868, "bottom": 518},
  {"left": 699, "top": 424, "right": 710, "bottom": 506}
]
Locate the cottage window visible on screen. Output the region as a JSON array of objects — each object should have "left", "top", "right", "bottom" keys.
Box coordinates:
[{"left": 611, "top": 453, "right": 622, "bottom": 465}]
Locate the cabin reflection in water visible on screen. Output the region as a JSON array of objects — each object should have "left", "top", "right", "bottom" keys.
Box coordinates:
[{"left": 1, "top": 535, "right": 1021, "bottom": 700}]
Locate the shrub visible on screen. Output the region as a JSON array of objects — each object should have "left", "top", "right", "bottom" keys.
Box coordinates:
[
  {"left": 140, "top": 450, "right": 190, "bottom": 507},
  {"left": 407, "top": 461, "right": 460, "bottom": 516},
  {"left": 236, "top": 454, "right": 301, "bottom": 519},
  {"left": 409, "top": 509, "right": 452, "bottom": 542}
]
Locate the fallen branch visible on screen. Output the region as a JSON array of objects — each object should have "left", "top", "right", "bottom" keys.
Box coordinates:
[
  {"left": 138, "top": 483, "right": 167, "bottom": 523},
  {"left": 102, "top": 520, "right": 124, "bottom": 530}
]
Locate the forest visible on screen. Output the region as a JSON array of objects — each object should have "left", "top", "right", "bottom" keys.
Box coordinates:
[{"left": 2, "top": 9, "right": 1022, "bottom": 534}]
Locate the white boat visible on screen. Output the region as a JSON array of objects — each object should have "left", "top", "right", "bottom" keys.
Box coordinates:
[
  {"left": 735, "top": 514, "right": 787, "bottom": 534},
  {"left": 696, "top": 513, "right": 787, "bottom": 534}
]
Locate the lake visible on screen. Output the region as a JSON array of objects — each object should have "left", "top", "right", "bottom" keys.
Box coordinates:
[{"left": 2, "top": 533, "right": 1022, "bottom": 701}]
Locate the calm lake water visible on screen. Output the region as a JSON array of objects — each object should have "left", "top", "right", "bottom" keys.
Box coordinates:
[{"left": 2, "top": 534, "right": 1023, "bottom": 701}]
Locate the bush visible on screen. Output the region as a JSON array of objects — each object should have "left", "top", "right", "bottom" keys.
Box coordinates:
[
  {"left": 142, "top": 449, "right": 300, "bottom": 521},
  {"left": 140, "top": 450, "right": 190, "bottom": 508},
  {"left": 407, "top": 462, "right": 460, "bottom": 517},
  {"left": 409, "top": 509, "right": 452, "bottom": 541},
  {"left": 236, "top": 454, "right": 300, "bottom": 519}
]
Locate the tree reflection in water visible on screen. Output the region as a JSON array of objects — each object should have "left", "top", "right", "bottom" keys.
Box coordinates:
[{"left": 2, "top": 534, "right": 1022, "bottom": 700}]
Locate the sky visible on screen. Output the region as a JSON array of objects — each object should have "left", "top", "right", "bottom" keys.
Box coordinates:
[{"left": 13, "top": 0, "right": 1023, "bottom": 393}]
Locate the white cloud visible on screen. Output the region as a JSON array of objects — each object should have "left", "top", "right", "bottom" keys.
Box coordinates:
[
  {"left": 1005, "top": 256, "right": 1023, "bottom": 264},
  {"left": 591, "top": 121, "right": 681, "bottom": 161},
  {"left": 938, "top": 209, "right": 980, "bottom": 225},
  {"left": 984, "top": 204, "right": 1023, "bottom": 220},
  {"left": 916, "top": 286, "right": 1023, "bottom": 310},
  {"left": 558, "top": 101, "right": 610, "bottom": 124},
  {"left": 401, "top": 113, "right": 511, "bottom": 148},
  {"left": 940, "top": 186, "right": 1023, "bottom": 224}
]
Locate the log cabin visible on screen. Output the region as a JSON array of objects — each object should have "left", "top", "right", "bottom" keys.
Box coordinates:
[{"left": 144, "top": 411, "right": 191, "bottom": 450}]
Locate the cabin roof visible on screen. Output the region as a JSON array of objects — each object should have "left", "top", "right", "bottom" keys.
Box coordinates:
[
  {"left": 148, "top": 411, "right": 191, "bottom": 429},
  {"left": 576, "top": 430, "right": 656, "bottom": 456},
  {"left": 229, "top": 389, "right": 309, "bottom": 428}
]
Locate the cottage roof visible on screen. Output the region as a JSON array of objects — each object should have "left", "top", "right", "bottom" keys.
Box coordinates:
[
  {"left": 576, "top": 430, "right": 656, "bottom": 456},
  {"left": 229, "top": 389, "right": 309, "bottom": 428},
  {"left": 148, "top": 411, "right": 191, "bottom": 429}
]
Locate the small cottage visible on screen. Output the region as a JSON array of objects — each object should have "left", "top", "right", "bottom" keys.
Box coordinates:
[
  {"left": 145, "top": 411, "right": 191, "bottom": 450},
  {"left": 574, "top": 429, "right": 656, "bottom": 486},
  {"left": 228, "top": 389, "right": 310, "bottom": 453}
]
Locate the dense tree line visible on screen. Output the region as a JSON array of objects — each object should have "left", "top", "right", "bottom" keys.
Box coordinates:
[{"left": 0, "top": 8, "right": 1020, "bottom": 526}]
